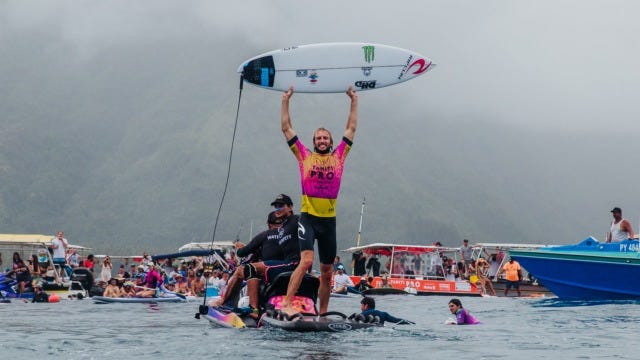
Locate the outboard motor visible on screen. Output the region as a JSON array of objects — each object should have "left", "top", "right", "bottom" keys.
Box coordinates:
[{"left": 71, "top": 268, "right": 94, "bottom": 291}]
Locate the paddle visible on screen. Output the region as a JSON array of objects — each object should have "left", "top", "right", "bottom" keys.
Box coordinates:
[
  {"left": 159, "top": 286, "right": 187, "bottom": 300},
  {"left": 134, "top": 285, "right": 187, "bottom": 300}
]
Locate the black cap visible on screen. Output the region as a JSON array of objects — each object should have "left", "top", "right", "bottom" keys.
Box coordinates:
[
  {"left": 611, "top": 207, "right": 622, "bottom": 213},
  {"left": 270, "top": 194, "right": 293, "bottom": 207},
  {"left": 267, "top": 211, "right": 284, "bottom": 225}
]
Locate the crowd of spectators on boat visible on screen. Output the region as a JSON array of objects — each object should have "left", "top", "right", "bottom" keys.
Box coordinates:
[{"left": 92, "top": 250, "right": 242, "bottom": 298}]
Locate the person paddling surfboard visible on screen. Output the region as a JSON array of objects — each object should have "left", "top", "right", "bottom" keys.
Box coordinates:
[{"left": 279, "top": 85, "right": 358, "bottom": 315}]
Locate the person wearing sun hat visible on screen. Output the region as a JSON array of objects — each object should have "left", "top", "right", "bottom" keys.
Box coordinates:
[
  {"left": 331, "top": 265, "right": 354, "bottom": 294},
  {"left": 122, "top": 281, "right": 137, "bottom": 297}
]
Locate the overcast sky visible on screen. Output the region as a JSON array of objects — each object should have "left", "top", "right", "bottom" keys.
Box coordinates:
[{"left": 3, "top": 0, "right": 639, "bottom": 134}]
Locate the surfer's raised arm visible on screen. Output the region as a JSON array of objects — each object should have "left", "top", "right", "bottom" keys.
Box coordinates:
[
  {"left": 281, "top": 86, "right": 296, "bottom": 141},
  {"left": 344, "top": 86, "right": 358, "bottom": 142}
]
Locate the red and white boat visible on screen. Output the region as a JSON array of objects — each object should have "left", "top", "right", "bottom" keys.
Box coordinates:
[{"left": 341, "top": 243, "right": 482, "bottom": 297}]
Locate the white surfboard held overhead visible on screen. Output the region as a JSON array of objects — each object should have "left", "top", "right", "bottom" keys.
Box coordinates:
[{"left": 238, "top": 42, "right": 435, "bottom": 93}]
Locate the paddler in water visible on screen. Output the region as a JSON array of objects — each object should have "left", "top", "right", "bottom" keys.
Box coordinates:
[
  {"left": 279, "top": 85, "right": 358, "bottom": 315},
  {"left": 359, "top": 297, "right": 413, "bottom": 325},
  {"left": 446, "top": 298, "right": 479, "bottom": 325}
]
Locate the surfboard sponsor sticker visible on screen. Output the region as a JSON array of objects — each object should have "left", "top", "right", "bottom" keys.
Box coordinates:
[
  {"left": 362, "top": 45, "right": 375, "bottom": 63},
  {"left": 397, "top": 55, "right": 414, "bottom": 80},
  {"left": 296, "top": 70, "right": 308, "bottom": 77},
  {"left": 361, "top": 67, "right": 372, "bottom": 76},
  {"left": 355, "top": 80, "right": 376, "bottom": 89},
  {"left": 328, "top": 322, "right": 353, "bottom": 331},
  {"left": 407, "top": 58, "right": 431, "bottom": 75},
  {"left": 308, "top": 71, "right": 318, "bottom": 84}
]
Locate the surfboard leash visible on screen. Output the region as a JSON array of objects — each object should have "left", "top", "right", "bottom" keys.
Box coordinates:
[{"left": 197, "top": 75, "right": 244, "bottom": 318}]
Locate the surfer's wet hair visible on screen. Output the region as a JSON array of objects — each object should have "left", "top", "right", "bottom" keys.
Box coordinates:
[{"left": 361, "top": 297, "right": 375, "bottom": 309}]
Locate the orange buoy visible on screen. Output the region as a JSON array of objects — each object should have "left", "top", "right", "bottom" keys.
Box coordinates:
[{"left": 48, "top": 293, "right": 60, "bottom": 303}]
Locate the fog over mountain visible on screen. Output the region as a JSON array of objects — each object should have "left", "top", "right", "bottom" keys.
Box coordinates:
[{"left": 1, "top": 1, "right": 639, "bottom": 256}]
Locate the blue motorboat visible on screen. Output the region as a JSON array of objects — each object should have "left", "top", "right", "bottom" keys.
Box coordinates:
[{"left": 509, "top": 237, "right": 640, "bottom": 299}]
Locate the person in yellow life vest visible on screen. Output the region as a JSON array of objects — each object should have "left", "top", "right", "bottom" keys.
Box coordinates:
[{"left": 497, "top": 258, "right": 522, "bottom": 297}]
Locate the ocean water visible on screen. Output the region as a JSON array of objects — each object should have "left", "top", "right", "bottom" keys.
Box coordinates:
[{"left": 1, "top": 294, "right": 638, "bottom": 359}]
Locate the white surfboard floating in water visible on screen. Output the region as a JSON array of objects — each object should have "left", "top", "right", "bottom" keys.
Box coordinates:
[{"left": 237, "top": 42, "right": 435, "bottom": 93}]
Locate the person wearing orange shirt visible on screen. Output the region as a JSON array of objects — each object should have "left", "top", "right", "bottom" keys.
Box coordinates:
[{"left": 498, "top": 258, "right": 522, "bottom": 297}]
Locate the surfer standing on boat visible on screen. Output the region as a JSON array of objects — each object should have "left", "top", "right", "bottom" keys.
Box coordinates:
[
  {"left": 607, "top": 207, "right": 634, "bottom": 243},
  {"left": 280, "top": 86, "right": 358, "bottom": 315}
]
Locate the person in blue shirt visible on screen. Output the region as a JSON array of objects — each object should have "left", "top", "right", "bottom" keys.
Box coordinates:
[{"left": 360, "top": 297, "right": 413, "bottom": 325}]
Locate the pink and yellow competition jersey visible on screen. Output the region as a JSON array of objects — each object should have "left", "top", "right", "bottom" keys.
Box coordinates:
[{"left": 288, "top": 136, "right": 352, "bottom": 218}]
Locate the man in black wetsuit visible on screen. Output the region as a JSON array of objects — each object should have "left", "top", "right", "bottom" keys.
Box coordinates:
[
  {"left": 359, "top": 297, "right": 413, "bottom": 325},
  {"left": 213, "top": 196, "right": 300, "bottom": 313},
  {"left": 213, "top": 211, "right": 284, "bottom": 310}
]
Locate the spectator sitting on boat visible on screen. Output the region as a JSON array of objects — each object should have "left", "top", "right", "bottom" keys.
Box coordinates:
[
  {"left": 28, "top": 254, "right": 42, "bottom": 284},
  {"left": 103, "top": 278, "right": 122, "bottom": 298},
  {"left": 32, "top": 283, "right": 49, "bottom": 303},
  {"left": 9, "top": 252, "right": 31, "bottom": 294},
  {"left": 173, "top": 273, "right": 188, "bottom": 294},
  {"left": 365, "top": 255, "right": 381, "bottom": 277},
  {"left": 332, "top": 265, "right": 354, "bottom": 294},
  {"left": 218, "top": 270, "right": 230, "bottom": 298},
  {"left": 380, "top": 270, "right": 391, "bottom": 288},
  {"left": 446, "top": 298, "right": 479, "bottom": 325},
  {"left": 474, "top": 257, "right": 496, "bottom": 296},
  {"left": 444, "top": 257, "right": 457, "bottom": 281},
  {"left": 354, "top": 276, "right": 372, "bottom": 292},
  {"left": 132, "top": 265, "right": 146, "bottom": 285},
  {"left": 121, "top": 281, "right": 137, "bottom": 297},
  {"left": 607, "top": 207, "right": 635, "bottom": 243},
  {"left": 360, "top": 297, "right": 413, "bottom": 325},
  {"left": 188, "top": 270, "right": 204, "bottom": 296},
  {"left": 136, "top": 265, "right": 163, "bottom": 298}
]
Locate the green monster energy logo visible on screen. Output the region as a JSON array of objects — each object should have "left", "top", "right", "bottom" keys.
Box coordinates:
[{"left": 362, "top": 45, "right": 375, "bottom": 63}]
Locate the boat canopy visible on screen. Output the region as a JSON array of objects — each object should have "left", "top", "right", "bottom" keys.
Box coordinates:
[
  {"left": 152, "top": 249, "right": 217, "bottom": 261},
  {"left": 178, "top": 241, "right": 235, "bottom": 253},
  {"left": 0, "top": 234, "right": 90, "bottom": 249},
  {"left": 342, "top": 243, "right": 460, "bottom": 256}
]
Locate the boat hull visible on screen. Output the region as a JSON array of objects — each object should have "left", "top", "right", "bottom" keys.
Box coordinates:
[
  {"left": 348, "top": 275, "right": 481, "bottom": 297},
  {"left": 510, "top": 238, "right": 640, "bottom": 299}
]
